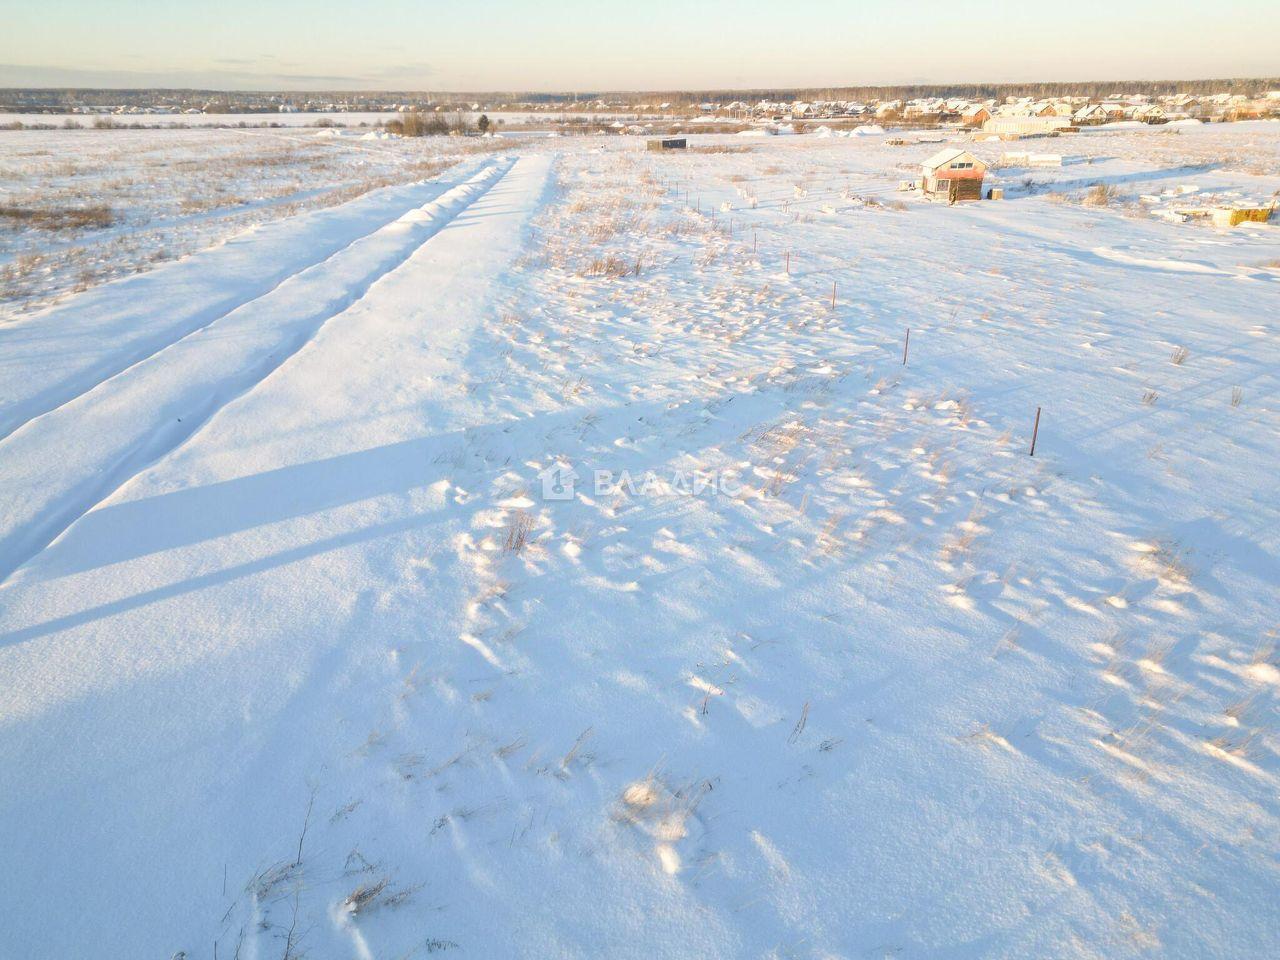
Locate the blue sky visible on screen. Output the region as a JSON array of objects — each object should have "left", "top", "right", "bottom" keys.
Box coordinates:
[{"left": 3, "top": 0, "right": 1276, "bottom": 90}]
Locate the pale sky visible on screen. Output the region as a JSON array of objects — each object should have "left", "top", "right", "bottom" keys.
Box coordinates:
[{"left": 3, "top": 0, "right": 1276, "bottom": 91}]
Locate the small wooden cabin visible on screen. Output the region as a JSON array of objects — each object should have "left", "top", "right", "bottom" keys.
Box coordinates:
[
  {"left": 920, "top": 148, "right": 987, "bottom": 203},
  {"left": 647, "top": 137, "right": 687, "bottom": 151}
]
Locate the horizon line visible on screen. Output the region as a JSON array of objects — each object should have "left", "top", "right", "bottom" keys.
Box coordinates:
[{"left": 2, "top": 74, "right": 1279, "bottom": 98}]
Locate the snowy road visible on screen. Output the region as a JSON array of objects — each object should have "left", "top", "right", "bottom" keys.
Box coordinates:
[
  {"left": 0, "top": 158, "right": 515, "bottom": 582},
  {"left": 0, "top": 153, "right": 552, "bottom": 955}
]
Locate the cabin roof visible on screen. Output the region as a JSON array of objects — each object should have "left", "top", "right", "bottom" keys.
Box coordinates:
[{"left": 921, "top": 148, "right": 984, "bottom": 172}]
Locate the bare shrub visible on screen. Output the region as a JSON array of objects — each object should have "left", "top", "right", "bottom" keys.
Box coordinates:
[
  {"left": 345, "top": 877, "right": 388, "bottom": 913},
  {"left": 1170, "top": 345, "right": 1189, "bottom": 365},
  {"left": 581, "top": 255, "right": 631, "bottom": 278},
  {"left": 503, "top": 512, "right": 533, "bottom": 553},
  {"left": 0, "top": 204, "right": 114, "bottom": 229},
  {"left": 179, "top": 195, "right": 247, "bottom": 215},
  {"left": 1083, "top": 183, "right": 1119, "bottom": 206}
]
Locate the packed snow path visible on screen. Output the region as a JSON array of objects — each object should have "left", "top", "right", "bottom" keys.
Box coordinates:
[
  {"left": 0, "top": 153, "right": 551, "bottom": 955},
  {"left": 0, "top": 154, "right": 496, "bottom": 443},
  {"left": 0, "top": 158, "right": 514, "bottom": 582}
]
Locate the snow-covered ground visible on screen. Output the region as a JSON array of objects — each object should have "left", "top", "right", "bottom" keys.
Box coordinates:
[
  {"left": 1, "top": 121, "right": 1278, "bottom": 959},
  {"left": 0, "top": 110, "right": 668, "bottom": 129},
  {"left": 0, "top": 128, "right": 516, "bottom": 315}
]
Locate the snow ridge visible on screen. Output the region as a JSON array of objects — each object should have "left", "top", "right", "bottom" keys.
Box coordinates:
[
  {"left": 0, "top": 158, "right": 516, "bottom": 585},
  {"left": 0, "top": 157, "right": 492, "bottom": 443}
]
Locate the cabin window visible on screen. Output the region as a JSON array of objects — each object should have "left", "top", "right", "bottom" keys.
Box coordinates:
[
  {"left": 950, "top": 161, "right": 973, "bottom": 169},
  {"left": 935, "top": 179, "right": 951, "bottom": 191}
]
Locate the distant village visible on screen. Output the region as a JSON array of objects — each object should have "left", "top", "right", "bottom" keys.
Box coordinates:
[
  {"left": 4, "top": 84, "right": 1280, "bottom": 129},
  {"left": 715, "top": 90, "right": 1280, "bottom": 127}
]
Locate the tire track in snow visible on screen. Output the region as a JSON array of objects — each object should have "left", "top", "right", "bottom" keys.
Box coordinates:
[
  {"left": 0, "top": 158, "right": 518, "bottom": 587},
  {"left": 0, "top": 158, "right": 489, "bottom": 445}
]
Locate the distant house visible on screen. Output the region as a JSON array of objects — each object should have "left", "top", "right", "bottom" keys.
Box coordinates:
[
  {"left": 1073, "top": 104, "right": 1108, "bottom": 125},
  {"left": 1133, "top": 105, "right": 1168, "bottom": 124},
  {"left": 983, "top": 115, "right": 1073, "bottom": 137},
  {"left": 920, "top": 148, "right": 987, "bottom": 203},
  {"left": 962, "top": 104, "right": 992, "bottom": 127},
  {"left": 1225, "top": 102, "right": 1266, "bottom": 121},
  {"left": 904, "top": 100, "right": 940, "bottom": 118}
]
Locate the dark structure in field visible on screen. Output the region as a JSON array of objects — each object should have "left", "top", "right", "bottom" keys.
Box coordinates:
[{"left": 647, "top": 137, "right": 687, "bottom": 150}]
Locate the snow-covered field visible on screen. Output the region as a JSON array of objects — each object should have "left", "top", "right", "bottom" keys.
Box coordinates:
[
  {"left": 1, "top": 121, "right": 1278, "bottom": 959},
  {"left": 0, "top": 128, "right": 513, "bottom": 314},
  {"left": 0, "top": 110, "right": 420, "bottom": 127}
]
